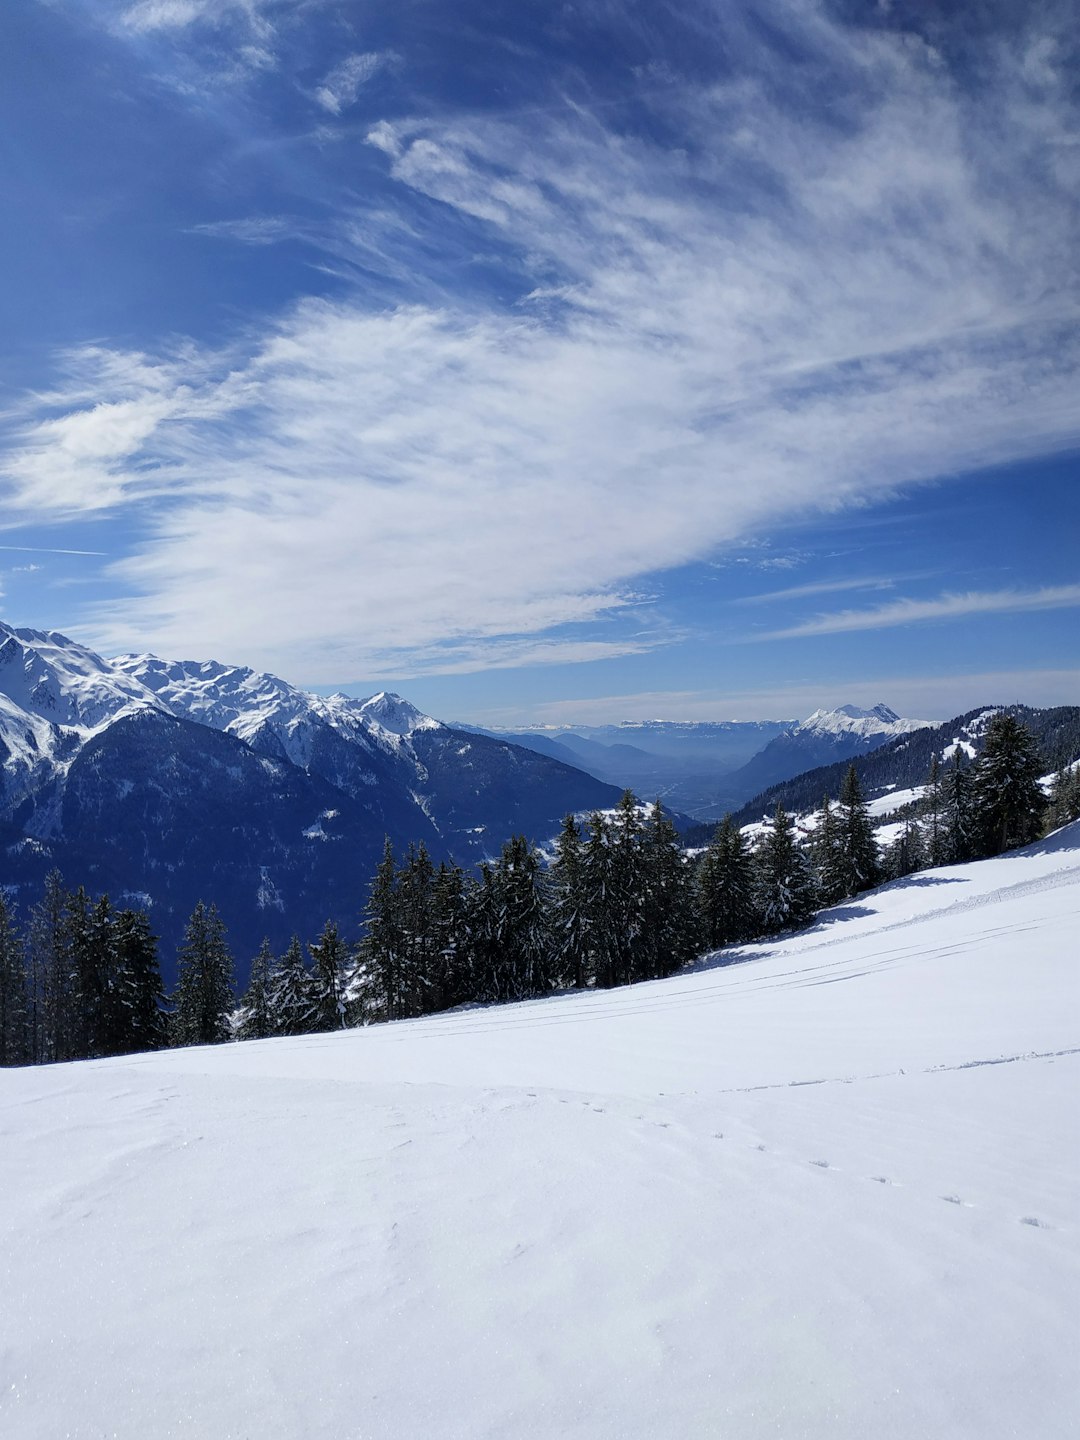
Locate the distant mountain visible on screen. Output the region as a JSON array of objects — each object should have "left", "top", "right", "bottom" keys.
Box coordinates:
[
  {"left": 457, "top": 717, "right": 794, "bottom": 816},
  {"left": 468, "top": 705, "right": 930, "bottom": 820},
  {"left": 697, "top": 703, "right": 933, "bottom": 817},
  {"left": 680, "top": 703, "right": 1080, "bottom": 847},
  {"left": 0, "top": 623, "right": 621, "bottom": 976}
]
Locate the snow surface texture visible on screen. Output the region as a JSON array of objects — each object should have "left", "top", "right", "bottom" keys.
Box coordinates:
[{"left": 4, "top": 829, "right": 1079, "bottom": 1439}]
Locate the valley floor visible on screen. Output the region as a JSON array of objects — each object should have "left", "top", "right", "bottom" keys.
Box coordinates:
[{"left": 3, "top": 828, "right": 1079, "bottom": 1438}]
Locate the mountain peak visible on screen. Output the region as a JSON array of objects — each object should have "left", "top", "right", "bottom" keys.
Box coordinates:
[{"left": 356, "top": 692, "right": 441, "bottom": 736}]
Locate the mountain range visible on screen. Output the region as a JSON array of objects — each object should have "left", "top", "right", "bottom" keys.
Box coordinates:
[
  {"left": 0, "top": 623, "right": 621, "bottom": 972},
  {"left": 466, "top": 703, "right": 931, "bottom": 818}
]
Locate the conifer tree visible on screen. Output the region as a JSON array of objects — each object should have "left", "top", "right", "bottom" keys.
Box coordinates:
[
  {"left": 478, "top": 835, "right": 547, "bottom": 1002},
  {"left": 833, "top": 764, "right": 881, "bottom": 897},
  {"left": 640, "top": 801, "right": 695, "bottom": 979},
  {"left": 942, "top": 750, "right": 975, "bottom": 863},
  {"left": 237, "top": 939, "right": 274, "bottom": 1041},
  {"left": 1046, "top": 759, "right": 1080, "bottom": 830},
  {"left": 971, "top": 714, "right": 1046, "bottom": 855},
  {"left": 171, "top": 901, "right": 235, "bottom": 1047},
  {"left": 0, "top": 891, "right": 29, "bottom": 1067},
  {"left": 548, "top": 815, "right": 590, "bottom": 988},
  {"left": 361, "top": 839, "right": 406, "bottom": 1021},
  {"left": 310, "top": 920, "right": 349, "bottom": 1030},
  {"left": 27, "top": 871, "right": 74, "bottom": 1063},
  {"left": 582, "top": 810, "right": 618, "bottom": 989},
  {"left": 608, "top": 791, "right": 647, "bottom": 986},
  {"left": 697, "top": 815, "right": 757, "bottom": 949},
  {"left": 810, "top": 796, "right": 845, "bottom": 908},
  {"left": 885, "top": 817, "right": 926, "bottom": 880},
  {"left": 113, "top": 909, "right": 166, "bottom": 1054},
  {"left": 397, "top": 843, "right": 438, "bottom": 1016},
  {"left": 923, "top": 757, "right": 948, "bottom": 867},
  {"left": 753, "top": 803, "right": 815, "bottom": 935},
  {"left": 269, "top": 936, "right": 315, "bottom": 1035},
  {"left": 430, "top": 861, "right": 469, "bottom": 1010}
]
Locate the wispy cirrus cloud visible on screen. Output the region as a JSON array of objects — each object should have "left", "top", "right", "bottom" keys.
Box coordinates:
[
  {"left": 314, "top": 52, "right": 396, "bottom": 115},
  {"left": 757, "top": 584, "right": 1080, "bottom": 640},
  {"left": 736, "top": 576, "right": 909, "bottom": 605},
  {"left": 3, "top": 2, "right": 1079, "bottom": 682}
]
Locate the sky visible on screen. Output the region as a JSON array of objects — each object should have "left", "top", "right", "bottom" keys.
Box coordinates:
[{"left": 0, "top": 0, "right": 1077, "bottom": 725}]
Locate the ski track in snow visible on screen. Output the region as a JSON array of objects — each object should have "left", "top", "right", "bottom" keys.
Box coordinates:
[{"left": 3, "top": 826, "right": 1079, "bottom": 1440}]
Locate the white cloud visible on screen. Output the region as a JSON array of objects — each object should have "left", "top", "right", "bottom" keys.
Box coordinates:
[
  {"left": 4, "top": 3, "right": 1079, "bottom": 682},
  {"left": 736, "top": 576, "right": 904, "bottom": 605},
  {"left": 314, "top": 52, "right": 392, "bottom": 115},
  {"left": 758, "top": 584, "right": 1080, "bottom": 639}
]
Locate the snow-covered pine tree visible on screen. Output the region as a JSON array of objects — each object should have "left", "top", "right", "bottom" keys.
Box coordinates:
[
  {"left": 236, "top": 938, "right": 274, "bottom": 1041},
  {"left": 753, "top": 803, "right": 816, "bottom": 935},
  {"left": 834, "top": 764, "right": 881, "bottom": 898},
  {"left": 480, "top": 834, "right": 547, "bottom": 1002},
  {"left": 171, "top": 901, "right": 235, "bottom": 1047},
  {"left": 970, "top": 714, "right": 1046, "bottom": 855},
  {"left": 548, "top": 814, "right": 590, "bottom": 989},
  {"left": 309, "top": 920, "right": 349, "bottom": 1031},
  {"left": 269, "top": 936, "right": 315, "bottom": 1035},
  {"left": 0, "top": 890, "right": 29, "bottom": 1066}
]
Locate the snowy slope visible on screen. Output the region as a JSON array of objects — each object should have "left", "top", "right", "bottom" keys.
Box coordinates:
[{"left": 4, "top": 827, "right": 1078, "bottom": 1440}]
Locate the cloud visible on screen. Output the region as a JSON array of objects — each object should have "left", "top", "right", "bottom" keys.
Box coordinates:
[
  {"left": 314, "top": 52, "right": 394, "bottom": 115},
  {"left": 736, "top": 576, "right": 904, "bottom": 605},
  {"left": 119, "top": 0, "right": 275, "bottom": 37},
  {"left": 188, "top": 216, "right": 299, "bottom": 246},
  {"left": 758, "top": 584, "right": 1080, "bottom": 639},
  {"left": 3, "top": 2, "right": 1079, "bottom": 682}
]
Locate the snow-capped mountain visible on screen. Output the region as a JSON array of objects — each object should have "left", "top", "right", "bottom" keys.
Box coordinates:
[
  {"left": 688, "top": 701, "right": 934, "bottom": 816},
  {"left": 0, "top": 625, "right": 621, "bottom": 973},
  {"left": 797, "top": 702, "right": 925, "bottom": 740}
]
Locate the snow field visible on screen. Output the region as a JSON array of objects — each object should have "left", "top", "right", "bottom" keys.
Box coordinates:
[{"left": 3, "top": 827, "right": 1079, "bottom": 1439}]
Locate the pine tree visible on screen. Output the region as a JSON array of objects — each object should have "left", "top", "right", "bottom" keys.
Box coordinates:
[
  {"left": 27, "top": 871, "right": 74, "bottom": 1063},
  {"left": 547, "top": 815, "right": 590, "bottom": 988},
  {"left": 397, "top": 843, "right": 438, "bottom": 1017},
  {"left": 477, "top": 835, "right": 547, "bottom": 1002},
  {"left": 971, "top": 714, "right": 1046, "bottom": 855},
  {"left": 171, "top": 901, "right": 235, "bottom": 1047},
  {"left": 237, "top": 939, "right": 274, "bottom": 1041},
  {"left": 810, "top": 796, "right": 845, "bottom": 908},
  {"left": 885, "top": 817, "right": 926, "bottom": 880},
  {"left": 923, "top": 757, "right": 948, "bottom": 867},
  {"left": 942, "top": 750, "right": 975, "bottom": 863},
  {"left": 753, "top": 803, "right": 816, "bottom": 935},
  {"left": 608, "top": 791, "right": 647, "bottom": 986},
  {"left": 361, "top": 839, "right": 406, "bottom": 1022},
  {"left": 269, "top": 936, "right": 315, "bottom": 1036},
  {"left": 113, "top": 909, "right": 166, "bottom": 1054},
  {"left": 1046, "top": 760, "right": 1080, "bottom": 831},
  {"left": 833, "top": 765, "right": 881, "bottom": 898},
  {"left": 697, "top": 815, "right": 757, "bottom": 949},
  {"left": 0, "top": 891, "right": 29, "bottom": 1067},
  {"left": 582, "top": 810, "right": 618, "bottom": 989},
  {"left": 430, "top": 861, "right": 469, "bottom": 1010},
  {"left": 640, "top": 801, "right": 696, "bottom": 979},
  {"left": 309, "top": 920, "right": 349, "bottom": 1031}
]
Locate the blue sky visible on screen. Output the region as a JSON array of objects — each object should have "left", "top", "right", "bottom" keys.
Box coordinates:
[{"left": 1, "top": 0, "right": 1077, "bottom": 723}]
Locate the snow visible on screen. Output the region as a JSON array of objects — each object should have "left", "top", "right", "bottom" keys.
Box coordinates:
[
  {"left": 866, "top": 784, "right": 926, "bottom": 817},
  {"left": 798, "top": 702, "right": 931, "bottom": 739},
  {"left": 3, "top": 828, "right": 1079, "bottom": 1439}
]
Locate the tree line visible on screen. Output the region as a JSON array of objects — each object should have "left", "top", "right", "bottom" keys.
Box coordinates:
[{"left": 1, "top": 714, "right": 1074, "bottom": 1067}]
